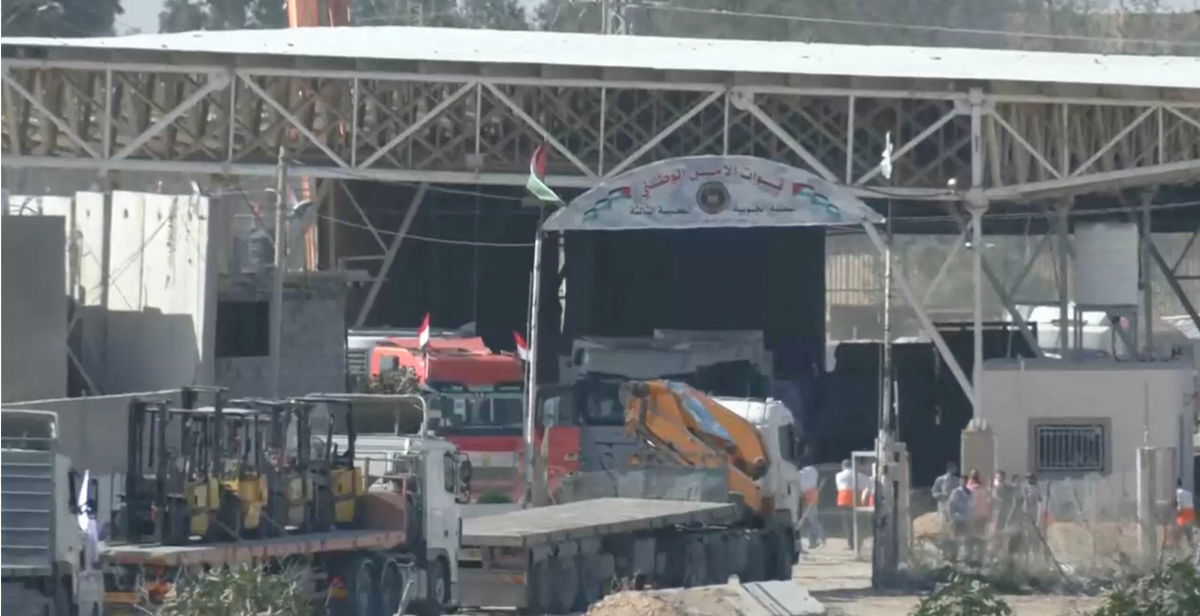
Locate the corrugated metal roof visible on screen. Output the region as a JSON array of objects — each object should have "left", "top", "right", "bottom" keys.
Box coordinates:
[{"left": 3, "top": 26, "right": 1198, "bottom": 90}]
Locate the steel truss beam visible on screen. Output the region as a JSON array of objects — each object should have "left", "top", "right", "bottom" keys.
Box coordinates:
[{"left": 2, "top": 60, "right": 1197, "bottom": 201}]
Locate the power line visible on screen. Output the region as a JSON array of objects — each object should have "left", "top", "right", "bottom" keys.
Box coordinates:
[{"left": 637, "top": 3, "right": 1200, "bottom": 50}]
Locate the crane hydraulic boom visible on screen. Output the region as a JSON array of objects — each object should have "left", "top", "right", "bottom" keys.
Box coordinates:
[{"left": 621, "top": 380, "right": 774, "bottom": 516}]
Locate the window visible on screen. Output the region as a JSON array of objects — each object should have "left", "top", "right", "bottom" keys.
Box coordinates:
[
  {"left": 1033, "top": 422, "right": 1107, "bottom": 474},
  {"left": 215, "top": 301, "right": 269, "bottom": 357},
  {"left": 443, "top": 453, "right": 457, "bottom": 493}
]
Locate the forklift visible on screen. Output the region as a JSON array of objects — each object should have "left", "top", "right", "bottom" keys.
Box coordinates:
[
  {"left": 298, "top": 395, "right": 364, "bottom": 530},
  {"left": 123, "top": 388, "right": 273, "bottom": 544},
  {"left": 230, "top": 398, "right": 315, "bottom": 534},
  {"left": 123, "top": 387, "right": 238, "bottom": 545}
]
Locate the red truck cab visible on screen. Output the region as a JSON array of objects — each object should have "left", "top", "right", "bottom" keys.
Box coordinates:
[{"left": 369, "top": 337, "right": 578, "bottom": 503}]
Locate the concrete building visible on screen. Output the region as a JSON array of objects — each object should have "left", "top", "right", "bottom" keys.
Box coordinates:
[
  {"left": 214, "top": 271, "right": 348, "bottom": 398},
  {"left": 1, "top": 215, "right": 68, "bottom": 401},
  {"left": 4, "top": 190, "right": 346, "bottom": 399},
  {"left": 979, "top": 359, "right": 1196, "bottom": 497}
]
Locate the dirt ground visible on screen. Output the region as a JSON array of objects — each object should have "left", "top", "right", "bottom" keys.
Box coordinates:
[
  {"left": 797, "top": 542, "right": 1102, "bottom": 616},
  {"left": 583, "top": 540, "right": 1102, "bottom": 616}
]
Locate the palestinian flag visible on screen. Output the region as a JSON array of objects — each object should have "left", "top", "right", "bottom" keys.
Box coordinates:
[{"left": 526, "top": 143, "right": 561, "bottom": 204}]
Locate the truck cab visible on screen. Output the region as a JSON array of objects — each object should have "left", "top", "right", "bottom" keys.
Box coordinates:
[
  {"left": 324, "top": 394, "right": 467, "bottom": 612},
  {"left": 369, "top": 336, "right": 533, "bottom": 504},
  {"left": 549, "top": 330, "right": 774, "bottom": 477},
  {"left": 710, "top": 398, "right": 803, "bottom": 529},
  {"left": 1, "top": 409, "right": 102, "bottom": 616}
]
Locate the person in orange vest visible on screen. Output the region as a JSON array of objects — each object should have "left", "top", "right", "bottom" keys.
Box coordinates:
[
  {"left": 835, "top": 459, "right": 870, "bottom": 550},
  {"left": 797, "top": 457, "right": 823, "bottom": 550},
  {"left": 1176, "top": 478, "right": 1195, "bottom": 548}
]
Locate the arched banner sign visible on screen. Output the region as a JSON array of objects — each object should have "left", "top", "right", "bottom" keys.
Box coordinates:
[{"left": 544, "top": 155, "right": 883, "bottom": 231}]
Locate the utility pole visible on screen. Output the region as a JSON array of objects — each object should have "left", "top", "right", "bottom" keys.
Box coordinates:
[{"left": 269, "top": 146, "right": 288, "bottom": 398}]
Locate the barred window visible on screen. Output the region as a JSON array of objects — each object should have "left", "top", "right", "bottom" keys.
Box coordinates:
[{"left": 1033, "top": 423, "right": 1106, "bottom": 473}]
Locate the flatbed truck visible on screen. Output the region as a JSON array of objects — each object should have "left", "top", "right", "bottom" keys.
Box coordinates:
[
  {"left": 458, "top": 497, "right": 794, "bottom": 613},
  {"left": 100, "top": 393, "right": 467, "bottom": 616},
  {"left": 102, "top": 527, "right": 451, "bottom": 616}
]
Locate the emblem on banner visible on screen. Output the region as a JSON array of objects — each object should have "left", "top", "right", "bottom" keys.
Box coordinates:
[{"left": 696, "top": 181, "right": 730, "bottom": 215}]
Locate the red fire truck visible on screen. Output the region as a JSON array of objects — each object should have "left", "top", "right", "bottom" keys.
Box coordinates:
[{"left": 369, "top": 336, "right": 578, "bottom": 503}]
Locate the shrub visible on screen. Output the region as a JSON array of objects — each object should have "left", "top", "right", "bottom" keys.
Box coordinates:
[
  {"left": 910, "top": 574, "right": 1013, "bottom": 616},
  {"left": 155, "top": 563, "right": 310, "bottom": 616},
  {"left": 1090, "top": 560, "right": 1200, "bottom": 616}
]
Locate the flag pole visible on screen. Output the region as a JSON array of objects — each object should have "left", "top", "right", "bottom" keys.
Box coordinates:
[{"left": 523, "top": 228, "right": 544, "bottom": 507}]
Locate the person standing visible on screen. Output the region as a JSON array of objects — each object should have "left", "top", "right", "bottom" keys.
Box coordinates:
[
  {"left": 948, "top": 476, "right": 973, "bottom": 562},
  {"left": 797, "top": 461, "right": 824, "bottom": 549},
  {"left": 835, "top": 459, "right": 870, "bottom": 550},
  {"left": 931, "top": 461, "right": 960, "bottom": 524},
  {"left": 1176, "top": 479, "right": 1195, "bottom": 548}
]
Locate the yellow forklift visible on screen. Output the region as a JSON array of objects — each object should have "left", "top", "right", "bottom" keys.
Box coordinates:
[
  {"left": 298, "top": 395, "right": 365, "bottom": 530},
  {"left": 123, "top": 387, "right": 235, "bottom": 544},
  {"left": 230, "top": 398, "right": 315, "bottom": 534},
  {"left": 123, "top": 388, "right": 272, "bottom": 544}
]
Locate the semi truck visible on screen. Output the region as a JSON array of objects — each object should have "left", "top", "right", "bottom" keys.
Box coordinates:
[
  {"left": 1, "top": 408, "right": 102, "bottom": 616},
  {"left": 100, "top": 392, "right": 466, "bottom": 616},
  {"left": 458, "top": 379, "right": 799, "bottom": 613},
  {"left": 368, "top": 334, "right": 578, "bottom": 504}
]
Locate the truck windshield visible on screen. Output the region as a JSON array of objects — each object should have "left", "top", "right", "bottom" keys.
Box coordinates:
[{"left": 440, "top": 394, "right": 523, "bottom": 433}]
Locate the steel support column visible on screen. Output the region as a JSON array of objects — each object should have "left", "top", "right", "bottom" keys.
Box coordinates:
[
  {"left": 353, "top": 183, "right": 427, "bottom": 328},
  {"left": 863, "top": 222, "right": 975, "bottom": 408}
]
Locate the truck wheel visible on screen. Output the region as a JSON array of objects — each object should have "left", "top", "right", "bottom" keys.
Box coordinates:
[
  {"left": 741, "top": 535, "right": 766, "bottom": 582},
  {"left": 706, "top": 538, "right": 730, "bottom": 584},
  {"left": 526, "top": 558, "right": 552, "bottom": 614},
  {"left": 681, "top": 541, "right": 707, "bottom": 588},
  {"left": 413, "top": 557, "right": 448, "bottom": 616},
  {"left": 378, "top": 559, "right": 405, "bottom": 616},
  {"left": 349, "top": 558, "right": 376, "bottom": 616},
  {"left": 577, "top": 555, "right": 602, "bottom": 608},
  {"left": 550, "top": 555, "right": 579, "bottom": 613},
  {"left": 770, "top": 529, "right": 795, "bottom": 581}
]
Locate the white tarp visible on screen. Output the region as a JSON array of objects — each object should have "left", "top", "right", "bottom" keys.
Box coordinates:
[{"left": 543, "top": 155, "right": 883, "bottom": 232}]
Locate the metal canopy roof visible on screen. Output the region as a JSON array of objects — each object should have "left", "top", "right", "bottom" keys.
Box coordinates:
[{"left": 4, "top": 26, "right": 1199, "bottom": 91}]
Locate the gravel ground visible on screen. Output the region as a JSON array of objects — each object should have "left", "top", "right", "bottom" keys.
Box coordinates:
[{"left": 797, "top": 541, "right": 1102, "bottom": 616}]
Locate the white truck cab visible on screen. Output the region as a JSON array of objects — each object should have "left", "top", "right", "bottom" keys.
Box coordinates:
[{"left": 711, "top": 398, "right": 803, "bottom": 529}]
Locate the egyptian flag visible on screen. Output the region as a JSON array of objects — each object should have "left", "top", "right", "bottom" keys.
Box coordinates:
[
  {"left": 526, "top": 143, "right": 561, "bottom": 204},
  {"left": 417, "top": 313, "right": 431, "bottom": 350},
  {"left": 513, "top": 331, "right": 530, "bottom": 361}
]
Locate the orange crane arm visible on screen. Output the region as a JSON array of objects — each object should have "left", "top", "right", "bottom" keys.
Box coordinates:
[{"left": 622, "top": 380, "right": 773, "bottom": 516}]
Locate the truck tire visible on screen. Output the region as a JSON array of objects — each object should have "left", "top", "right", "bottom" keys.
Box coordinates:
[
  {"left": 706, "top": 538, "right": 730, "bottom": 585},
  {"left": 377, "top": 559, "right": 405, "bottom": 616},
  {"left": 526, "top": 557, "right": 552, "bottom": 615},
  {"left": 740, "top": 535, "right": 766, "bottom": 582},
  {"left": 770, "top": 528, "right": 795, "bottom": 581},
  {"left": 577, "top": 554, "right": 603, "bottom": 609},
  {"left": 681, "top": 540, "right": 707, "bottom": 588},
  {"left": 412, "top": 557, "right": 448, "bottom": 616},
  {"left": 549, "top": 555, "right": 579, "bottom": 613},
  {"left": 347, "top": 557, "right": 376, "bottom": 616}
]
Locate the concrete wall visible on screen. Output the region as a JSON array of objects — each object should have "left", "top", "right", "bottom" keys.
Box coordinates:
[
  {"left": 979, "top": 360, "right": 1196, "bottom": 497},
  {"left": 2, "top": 215, "right": 67, "bottom": 401},
  {"left": 101, "top": 191, "right": 216, "bottom": 392},
  {"left": 214, "top": 272, "right": 347, "bottom": 397},
  {"left": 8, "top": 191, "right": 217, "bottom": 395}
]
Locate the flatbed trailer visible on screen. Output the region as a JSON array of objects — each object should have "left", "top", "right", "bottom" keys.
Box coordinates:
[
  {"left": 102, "top": 529, "right": 408, "bottom": 567},
  {"left": 458, "top": 498, "right": 794, "bottom": 613},
  {"left": 101, "top": 527, "right": 449, "bottom": 616}
]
